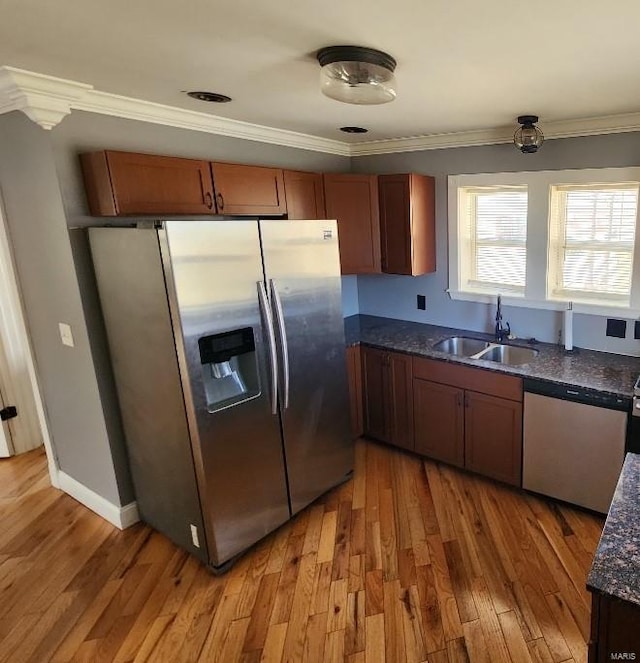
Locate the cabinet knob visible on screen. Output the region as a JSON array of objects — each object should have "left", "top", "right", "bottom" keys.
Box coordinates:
[
  {"left": 204, "top": 192, "right": 213, "bottom": 210},
  {"left": 216, "top": 193, "right": 225, "bottom": 211}
]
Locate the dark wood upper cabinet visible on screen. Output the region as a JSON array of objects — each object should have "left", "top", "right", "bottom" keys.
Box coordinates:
[
  {"left": 80, "top": 151, "right": 215, "bottom": 216},
  {"left": 323, "top": 174, "right": 381, "bottom": 275},
  {"left": 283, "top": 170, "right": 326, "bottom": 220},
  {"left": 378, "top": 173, "right": 436, "bottom": 276},
  {"left": 210, "top": 163, "right": 286, "bottom": 216}
]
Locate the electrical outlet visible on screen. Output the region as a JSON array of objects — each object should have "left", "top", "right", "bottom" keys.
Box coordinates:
[
  {"left": 190, "top": 524, "right": 200, "bottom": 548},
  {"left": 606, "top": 318, "right": 626, "bottom": 339},
  {"left": 58, "top": 323, "right": 74, "bottom": 347},
  {"left": 417, "top": 294, "right": 426, "bottom": 310}
]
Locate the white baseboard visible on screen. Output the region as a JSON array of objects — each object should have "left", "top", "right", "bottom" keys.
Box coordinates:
[{"left": 56, "top": 470, "right": 139, "bottom": 530}]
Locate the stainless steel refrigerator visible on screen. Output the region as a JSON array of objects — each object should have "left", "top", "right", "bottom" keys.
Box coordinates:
[{"left": 89, "top": 219, "right": 353, "bottom": 571}]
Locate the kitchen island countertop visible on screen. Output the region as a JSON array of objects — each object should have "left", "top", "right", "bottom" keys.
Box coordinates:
[
  {"left": 587, "top": 452, "right": 640, "bottom": 606},
  {"left": 344, "top": 314, "right": 640, "bottom": 399}
]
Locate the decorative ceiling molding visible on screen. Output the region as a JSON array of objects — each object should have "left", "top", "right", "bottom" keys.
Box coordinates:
[
  {"left": 2, "top": 66, "right": 640, "bottom": 156},
  {"left": 74, "top": 89, "right": 350, "bottom": 156},
  {"left": 0, "top": 66, "right": 350, "bottom": 155},
  {"left": 351, "top": 112, "right": 640, "bottom": 156},
  {"left": 0, "top": 66, "right": 92, "bottom": 130}
]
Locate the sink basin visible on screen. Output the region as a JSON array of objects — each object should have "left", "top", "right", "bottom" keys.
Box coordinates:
[
  {"left": 433, "top": 336, "right": 491, "bottom": 357},
  {"left": 478, "top": 344, "right": 539, "bottom": 366}
]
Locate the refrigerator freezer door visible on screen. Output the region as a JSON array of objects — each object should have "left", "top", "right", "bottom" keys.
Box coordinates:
[
  {"left": 260, "top": 219, "right": 353, "bottom": 514},
  {"left": 161, "top": 220, "right": 290, "bottom": 567}
]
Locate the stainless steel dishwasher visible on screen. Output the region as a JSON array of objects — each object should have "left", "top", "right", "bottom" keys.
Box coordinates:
[{"left": 523, "top": 379, "right": 628, "bottom": 513}]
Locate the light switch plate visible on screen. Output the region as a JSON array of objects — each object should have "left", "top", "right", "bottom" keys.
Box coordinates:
[{"left": 58, "top": 323, "right": 74, "bottom": 347}]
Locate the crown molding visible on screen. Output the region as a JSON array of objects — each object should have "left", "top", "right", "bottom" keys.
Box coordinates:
[
  {"left": 0, "top": 66, "right": 92, "bottom": 130},
  {"left": 74, "top": 89, "right": 350, "bottom": 156},
  {"left": 2, "top": 66, "right": 640, "bottom": 156},
  {"left": 0, "top": 65, "right": 350, "bottom": 155},
  {"left": 350, "top": 112, "right": 640, "bottom": 156}
]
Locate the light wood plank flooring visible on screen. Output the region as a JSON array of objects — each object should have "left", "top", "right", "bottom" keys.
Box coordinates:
[{"left": 0, "top": 440, "right": 603, "bottom": 662}]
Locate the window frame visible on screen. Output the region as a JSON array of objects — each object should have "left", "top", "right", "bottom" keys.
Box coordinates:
[{"left": 448, "top": 167, "right": 640, "bottom": 316}]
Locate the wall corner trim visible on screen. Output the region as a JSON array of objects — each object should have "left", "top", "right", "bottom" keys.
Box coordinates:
[{"left": 56, "top": 470, "right": 139, "bottom": 530}]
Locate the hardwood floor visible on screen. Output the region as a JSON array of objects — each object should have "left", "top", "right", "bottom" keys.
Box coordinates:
[{"left": 0, "top": 440, "right": 603, "bottom": 663}]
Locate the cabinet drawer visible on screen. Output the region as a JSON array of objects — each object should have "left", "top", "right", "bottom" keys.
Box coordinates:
[{"left": 412, "top": 356, "right": 522, "bottom": 402}]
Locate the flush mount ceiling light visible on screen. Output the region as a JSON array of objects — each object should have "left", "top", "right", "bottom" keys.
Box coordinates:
[
  {"left": 514, "top": 115, "right": 544, "bottom": 153},
  {"left": 317, "top": 45, "right": 397, "bottom": 105}
]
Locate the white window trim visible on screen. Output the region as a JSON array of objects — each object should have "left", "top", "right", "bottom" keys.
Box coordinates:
[{"left": 448, "top": 167, "right": 640, "bottom": 317}]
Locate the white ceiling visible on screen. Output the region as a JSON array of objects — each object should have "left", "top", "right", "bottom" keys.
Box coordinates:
[{"left": 2, "top": 0, "right": 640, "bottom": 144}]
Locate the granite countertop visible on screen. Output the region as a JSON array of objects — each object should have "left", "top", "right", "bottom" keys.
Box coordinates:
[
  {"left": 587, "top": 453, "right": 640, "bottom": 605},
  {"left": 345, "top": 314, "right": 640, "bottom": 399}
]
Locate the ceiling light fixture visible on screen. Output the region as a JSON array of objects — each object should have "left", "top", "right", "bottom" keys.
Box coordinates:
[
  {"left": 186, "top": 91, "right": 232, "bottom": 103},
  {"left": 340, "top": 126, "right": 368, "bottom": 134},
  {"left": 317, "top": 45, "right": 397, "bottom": 105},
  {"left": 514, "top": 115, "right": 544, "bottom": 153}
]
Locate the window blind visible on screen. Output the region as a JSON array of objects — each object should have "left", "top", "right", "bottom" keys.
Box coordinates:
[
  {"left": 549, "top": 183, "right": 639, "bottom": 303},
  {"left": 464, "top": 187, "right": 528, "bottom": 291}
]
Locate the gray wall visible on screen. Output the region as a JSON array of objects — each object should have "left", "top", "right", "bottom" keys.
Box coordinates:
[
  {"left": 0, "top": 111, "right": 126, "bottom": 503},
  {"left": 352, "top": 132, "right": 640, "bottom": 355},
  {"left": 43, "top": 110, "right": 350, "bottom": 506}
]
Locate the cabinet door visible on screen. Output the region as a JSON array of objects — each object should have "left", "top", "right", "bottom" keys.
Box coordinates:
[
  {"left": 80, "top": 151, "right": 215, "bottom": 216},
  {"left": 211, "top": 163, "right": 287, "bottom": 215},
  {"left": 387, "top": 352, "right": 414, "bottom": 451},
  {"left": 464, "top": 391, "right": 522, "bottom": 486},
  {"left": 361, "top": 347, "right": 388, "bottom": 442},
  {"left": 323, "top": 174, "right": 381, "bottom": 274},
  {"left": 414, "top": 379, "right": 464, "bottom": 466},
  {"left": 346, "top": 345, "right": 364, "bottom": 439},
  {"left": 378, "top": 173, "right": 435, "bottom": 276},
  {"left": 283, "top": 170, "right": 326, "bottom": 219}
]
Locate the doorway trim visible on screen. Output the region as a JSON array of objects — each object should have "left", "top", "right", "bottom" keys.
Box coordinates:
[{"left": 0, "top": 192, "right": 59, "bottom": 486}]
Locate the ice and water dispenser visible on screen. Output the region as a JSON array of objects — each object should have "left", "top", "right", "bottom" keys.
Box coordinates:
[{"left": 198, "top": 327, "right": 260, "bottom": 412}]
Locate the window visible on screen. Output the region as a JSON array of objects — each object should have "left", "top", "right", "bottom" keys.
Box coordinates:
[
  {"left": 548, "top": 183, "right": 639, "bottom": 305},
  {"left": 459, "top": 186, "right": 527, "bottom": 294},
  {"left": 448, "top": 167, "right": 640, "bottom": 314}
]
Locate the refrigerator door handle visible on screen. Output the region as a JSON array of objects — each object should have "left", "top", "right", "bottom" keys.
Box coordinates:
[
  {"left": 257, "top": 281, "right": 278, "bottom": 415},
  {"left": 270, "top": 279, "right": 290, "bottom": 410}
]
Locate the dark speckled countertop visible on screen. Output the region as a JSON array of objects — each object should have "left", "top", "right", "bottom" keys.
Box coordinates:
[
  {"left": 345, "top": 314, "right": 640, "bottom": 399},
  {"left": 587, "top": 453, "right": 640, "bottom": 605}
]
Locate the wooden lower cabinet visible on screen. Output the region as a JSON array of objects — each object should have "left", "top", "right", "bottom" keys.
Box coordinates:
[
  {"left": 359, "top": 348, "right": 524, "bottom": 486},
  {"left": 464, "top": 391, "right": 522, "bottom": 486},
  {"left": 589, "top": 591, "right": 640, "bottom": 662},
  {"left": 361, "top": 347, "right": 413, "bottom": 451},
  {"left": 346, "top": 345, "right": 363, "bottom": 439},
  {"left": 413, "top": 379, "right": 464, "bottom": 467}
]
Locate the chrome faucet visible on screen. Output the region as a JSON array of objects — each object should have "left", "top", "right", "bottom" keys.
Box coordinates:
[{"left": 495, "top": 295, "right": 511, "bottom": 342}]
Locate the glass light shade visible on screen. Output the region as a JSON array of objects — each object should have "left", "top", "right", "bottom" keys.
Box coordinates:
[
  {"left": 320, "top": 60, "right": 397, "bottom": 105},
  {"left": 514, "top": 124, "right": 544, "bottom": 153}
]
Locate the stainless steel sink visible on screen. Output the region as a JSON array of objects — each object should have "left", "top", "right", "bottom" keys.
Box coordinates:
[
  {"left": 433, "top": 336, "right": 491, "bottom": 357},
  {"left": 477, "top": 344, "right": 539, "bottom": 366},
  {"left": 433, "top": 335, "right": 539, "bottom": 365}
]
